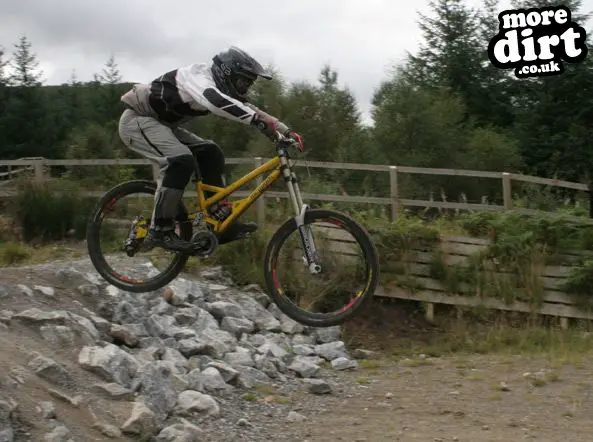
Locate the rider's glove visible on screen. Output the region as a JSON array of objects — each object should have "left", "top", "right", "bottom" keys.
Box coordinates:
[
  {"left": 284, "top": 129, "right": 304, "bottom": 152},
  {"left": 252, "top": 113, "right": 278, "bottom": 140}
]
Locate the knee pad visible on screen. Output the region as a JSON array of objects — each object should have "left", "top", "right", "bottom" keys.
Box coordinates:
[{"left": 162, "top": 154, "right": 196, "bottom": 190}]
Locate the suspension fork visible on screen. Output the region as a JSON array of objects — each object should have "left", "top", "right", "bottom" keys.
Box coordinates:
[{"left": 279, "top": 153, "right": 322, "bottom": 274}]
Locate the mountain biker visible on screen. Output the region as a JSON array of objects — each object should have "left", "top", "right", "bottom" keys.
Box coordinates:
[{"left": 118, "top": 46, "right": 304, "bottom": 253}]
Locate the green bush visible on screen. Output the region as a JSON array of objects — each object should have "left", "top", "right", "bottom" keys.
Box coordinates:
[{"left": 11, "top": 179, "right": 96, "bottom": 243}]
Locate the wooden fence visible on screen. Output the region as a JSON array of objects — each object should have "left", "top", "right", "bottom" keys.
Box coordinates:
[
  {"left": 2, "top": 157, "right": 593, "bottom": 326},
  {"left": 1, "top": 157, "right": 593, "bottom": 227},
  {"left": 374, "top": 235, "right": 593, "bottom": 328}
]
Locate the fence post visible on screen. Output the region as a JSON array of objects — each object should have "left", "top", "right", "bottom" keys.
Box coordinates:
[
  {"left": 33, "top": 159, "right": 46, "bottom": 184},
  {"left": 389, "top": 166, "right": 399, "bottom": 221},
  {"left": 254, "top": 157, "right": 265, "bottom": 227},
  {"left": 502, "top": 172, "right": 512, "bottom": 210}
]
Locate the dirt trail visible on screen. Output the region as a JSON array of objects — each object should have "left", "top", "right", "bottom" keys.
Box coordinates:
[
  {"left": 290, "top": 355, "right": 593, "bottom": 442},
  {"left": 1, "top": 259, "right": 593, "bottom": 442}
]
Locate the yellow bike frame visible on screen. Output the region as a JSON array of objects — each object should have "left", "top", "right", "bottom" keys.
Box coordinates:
[{"left": 190, "top": 156, "right": 282, "bottom": 233}]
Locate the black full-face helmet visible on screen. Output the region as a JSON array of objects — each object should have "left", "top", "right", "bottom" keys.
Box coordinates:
[{"left": 211, "top": 46, "right": 272, "bottom": 101}]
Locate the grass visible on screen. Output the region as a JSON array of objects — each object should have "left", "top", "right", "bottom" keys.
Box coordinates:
[{"left": 0, "top": 241, "right": 85, "bottom": 267}]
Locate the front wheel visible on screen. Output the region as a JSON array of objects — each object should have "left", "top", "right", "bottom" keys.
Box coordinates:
[
  {"left": 263, "top": 208, "right": 379, "bottom": 327},
  {"left": 86, "top": 180, "right": 193, "bottom": 293}
]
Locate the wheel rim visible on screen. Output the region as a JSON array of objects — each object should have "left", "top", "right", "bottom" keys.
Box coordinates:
[
  {"left": 88, "top": 184, "right": 188, "bottom": 289},
  {"left": 268, "top": 214, "right": 375, "bottom": 320}
]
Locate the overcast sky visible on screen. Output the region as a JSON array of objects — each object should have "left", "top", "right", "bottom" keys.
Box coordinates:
[{"left": 1, "top": 0, "right": 590, "bottom": 125}]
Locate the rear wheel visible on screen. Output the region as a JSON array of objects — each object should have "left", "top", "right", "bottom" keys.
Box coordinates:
[
  {"left": 263, "top": 208, "right": 379, "bottom": 327},
  {"left": 86, "top": 180, "right": 193, "bottom": 293}
]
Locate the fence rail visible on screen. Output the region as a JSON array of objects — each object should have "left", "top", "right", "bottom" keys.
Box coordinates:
[
  {"left": 3, "top": 157, "right": 593, "bottom": 324},
  {"left": 1, "top": 157, "right": 592, "bottom": 226}
]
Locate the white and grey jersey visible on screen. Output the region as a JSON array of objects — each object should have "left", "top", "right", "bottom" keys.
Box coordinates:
[{"left": 121, "top": 63, "right": 285, "bottom": 130}]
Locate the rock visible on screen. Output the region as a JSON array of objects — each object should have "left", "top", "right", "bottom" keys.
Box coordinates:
[
  {"left": 305, "top": 379, "right": 333, "bottom": 395},
  {"left": 312, "top": 326, "right": 341, "bottom": 343},
  {"left": 162, "top": 348, "right": 189, "bottom": 373},
  {"left": 258, "top": 341, "right": 289, "bottom": 359},
  {"left": 352, "top": 348, "right": 379, "bottom": 360},
  {"left": 13, "top": 308, "right": 69, "bottom": 324},
  {"left": 37, "top": 401, "right": 56, "bottom": 419},
  {"left": 224, "top": 347, "right": 254, "bottom": 367},
  {"left": 89, "top": 315, "right": 111, "bottom": 334},
  {"left": 77, "top": 283, "right": 100, "bottom": 297},
  {"left": 172, "top": 308, "right": 199, "bottom": 326},
  {"left": 292, "top": 344, "right": 316, "bottom": 356},
  {"left": 34, "top": 285, "right": 55, "bottom": 297},
  {"left": 47, "top": 388, "right": 83, "bottom": 407},
  {"left": 178, "top": 338, "right": 208, "bottom": 358},
  {"left": 39, "top": 325, "right": 77, "bottom": 347},
  {"left": 17, "top": 284, "right": 33, "bottom": 297},
  {"left": 331, "top": 357, "right": 358, "bottom": 371},
  {"left": 499, "top": 381, "right": 511, "bottom": 392},
  {"left": 280, "top": 316, "right": 305, "bottom": 335},
  {"left": 206, "top": 301, "right": 246, "bottom": 320},
  {"left": 288, "top": 357, "right": 320, "bottom": 378},
  {"left": 144, "top": 315, "right": 178, "bottom": 338},
  {"left": 43, "top": 425, "right": 71, "bottom": 442},
  {"left": 155, "top": 418, "right": 203, "bottom": 441},
  {"left": 0, "top": 428, "right": 13, "bottom": 442},
  {"left": 315, "top": 341, "right": 349, "bottom": 361},
  {"left": 292, "top": 334, "right": 316, "bottom": 346},
  {"left": 221, "top": 317, "right": 255, "bottom": 337},
  {"left": 92, "top": 383, "right": 135, "bottom": 400},
  {"left": 112, "top": 301, "right": 142, "bottom": 324},
  {"left": 0, "top": 310, "right": 12, "bottom": 325},
  {"left": 199, "top": 367, "right": 231, "bottom": 393},
  {"left": 121, "top": 401, "right": 158, "bottom": 436},
  {"left": 68, "top": 313, "right": 101, "bottom": 343},
  {"left": 286, "top": 411, "right": 307, "bottom": 422},
  {"left": 109, "top": 324, "right": 143, "bottom": 347},
  {"left": 191, "top": 309, "right": 219, "bottom": 333},
  {"left": 78, "top": 343, "right": 139, "bottom": 387},
  {"left": 28, "top": 355, "right": 71, "bottom": 386},
  {"left": 205, "top": 361, "right": 239, "bottom": 383},
  {"left": 134, "top": 362, "right": 179, "bottom": 420},
  {"left": 175, "top": 390, "right": 220, "bottom": 417},
  {"left": 234, "top": 296, "right": 282, "bottom": 332},
  {"left": 92, "top": 422, "right": 122, "bottom": 438},
  {"left": 234, "top": 366, "right": 272, "bottom": 389}
]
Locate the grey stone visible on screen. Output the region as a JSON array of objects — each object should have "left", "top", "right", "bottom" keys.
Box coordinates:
[
  {"left": 78, "top": 343, "right": 139, "bottom": 388},
  {"left": 121, "top": 401, "right": 158, "bottom": 436},
  {"left": 305, "top": 378, "right": 333, "bottom": 395},
  {"left": 221, "top": 317, "right": 255, "bottom": 337},
  {"left": 28, "top": 355, "right": 71, "bottom": 386},
  {"left": 288, "top": 357, "right": 320, "bottom": 378},
  {"left": 92, "top": 383, "right": 135, "bottom": 400},
  {"left": 315, "top": 341, "right": 349, "bottom": 361},
  {"left": 312, "top": 326, "right": 341, "bottom": 343},
  {"left": 331, "top": 357, "right": 358, "bottom": 371},
  {"left": 224, "top": 347, "right": 254, "bottom": 368},
  {"left": 155, "top": 418, "right": 203, "bottom": 441},
  {"left": 175, "top": 390, "right": 220, "bottom": 417}
]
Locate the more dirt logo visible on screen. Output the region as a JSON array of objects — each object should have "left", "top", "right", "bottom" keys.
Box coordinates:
[{"left": 487, "top": 6, "right": 588, "bottom": 78}]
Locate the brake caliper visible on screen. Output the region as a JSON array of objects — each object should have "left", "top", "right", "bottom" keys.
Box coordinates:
[{"left": 124, "top": 216, "right": 149, "bottom": 256}]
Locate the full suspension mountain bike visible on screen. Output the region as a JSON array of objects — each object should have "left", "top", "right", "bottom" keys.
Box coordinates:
[{"left": 86, "top": 132, "right": 380, "bottom": 327}]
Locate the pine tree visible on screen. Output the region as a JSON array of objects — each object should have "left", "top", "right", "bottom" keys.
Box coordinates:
[
  {"left": 9, "top": 34, "right": 43, "bottom": 87},
  {"left": 0, "top": 47, "right": 9, "bottom": 86},
  {"left": 97, "top": 54, "right": 122, "bottom": 84}
]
